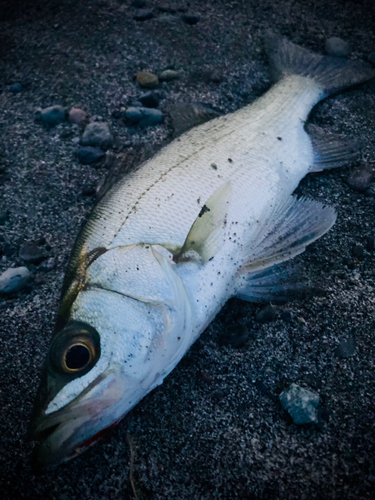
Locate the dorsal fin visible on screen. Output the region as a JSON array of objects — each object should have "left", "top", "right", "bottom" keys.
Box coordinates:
[
  {"left": 178, "top": 181, "right": 232, "bottom": 263},
  {"left": 169, "top": 102, "right": 222, "bottom": 137}
]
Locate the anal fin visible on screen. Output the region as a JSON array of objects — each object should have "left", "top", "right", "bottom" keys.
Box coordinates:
[
  {"left": 239, "top": 195, "right": 336, "bottom": 275},
  {"left": 308, "top": 124, "right": 360, "bottom": 172}
]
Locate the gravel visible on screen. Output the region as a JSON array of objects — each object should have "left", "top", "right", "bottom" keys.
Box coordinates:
[{"left": 1, "top": 0, "right": 375, "bottom": 499}]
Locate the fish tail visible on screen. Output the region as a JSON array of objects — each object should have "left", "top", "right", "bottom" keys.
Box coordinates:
[{"left": 264, "top": 31, "right": 375, "bottom": 97}]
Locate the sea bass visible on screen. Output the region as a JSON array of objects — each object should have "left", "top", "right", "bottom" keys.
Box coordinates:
[{"left": 29, "top": 33, "right": 375, "bottom": 470}]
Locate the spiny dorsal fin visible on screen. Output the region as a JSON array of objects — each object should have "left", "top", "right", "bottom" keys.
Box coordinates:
[
  {"left": 238, "top": 195, "right": 336, "bottom": 275},
  {"left": 178, "top": 181, "right": 232, "bottom": 263},
  {"left": 169, "top": 102, "right": 222, "bottom": 138}
]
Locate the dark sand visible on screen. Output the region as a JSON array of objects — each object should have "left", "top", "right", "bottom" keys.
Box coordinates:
[{"left": 1, "top": 0, "right": 375, "bottom": 498}]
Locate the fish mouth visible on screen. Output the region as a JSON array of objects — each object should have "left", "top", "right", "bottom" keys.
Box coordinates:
[{"left": 29, "top": 370, "right": 127, "bottom": 473}]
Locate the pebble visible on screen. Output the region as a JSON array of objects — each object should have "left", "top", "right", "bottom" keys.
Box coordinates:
[
  {"left": 255, "top": 304, "right": 278, "bottom": 323},
  {"left": 68, "top": 108, "right": 89, "bottom": 127},
  {"left": 139, "top": 91, "right": 160, "bottom": 108},
  {"left": 19, "top": 241, "right": 46, "bottom": 264},
  {"left": 75, "top": 146, "right": 105, "bottom": 165},
  {"left": 325, "top": 37, "right": 351, "bottom": 58},
  {"left": 133, "top": 9, "right": 154, "bottom": 21},
  {"left": 125, "top": 107, "right": 163, "bottom": 126},
  {"left": 81, "top": 122, "right": 113, "bottom": 150},
  {"left": 10, "top": 83, "right": 22, "bottom": 93},
  {"left": 335, "top": 337, "right": 356, "bottom": 358},
  {"left": 136, "top": 72, "right": 159, "bottom": 89},
  {"left": 352, "top": 244, "right": 364, "bottom": 259},
  {"left": 0, "top": 211, "right": 8, "bottom": 225},
  {"left": 159, "top": 69, "right": 180, "bottom": 81},
  {"left": 181, "top": 14, "right": 200, "bottom": 25},
  {"left": 347, "top": 167, "right": 373, "bottom": 192},
  {"left": 0, "top": 267, "right": 31, "bottom": 294},
  {"left": 39, "top": 105, "right": 67, "bottom": 126},
  {"left": 366, "top": 235, "right": 374, "bottom": 250},
  {"left": 279, "top": 384, "right": 320, "bottom": 424}
]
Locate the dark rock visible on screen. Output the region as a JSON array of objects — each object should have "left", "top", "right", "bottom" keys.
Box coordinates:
[
  {"left": 352, "top": 244, "right": 364, "bottom": 258},
  {"left": 133, "top": 9, "right": 154, "bottom": 21},
  {"left": 347, "top": 167, "right": 373, "bottom": 192},
  {"left": 112, "top": 110, "right": 122, "bottom": 119},
  {"left": 366, "top": 235, "right": 374, "bottom": 250},
  {"left": 139, "top": 91, "right": 160, "bottom": 108},
  {"left": 255, "top": 304, "right": 278, "bottom": 323},
  {"left": 159, "top": 69, "right": 180, "bottom": 82},
  {"left": 325, "top": 37, "right": 351, "bottom": 58},
  {"left": 82, "top": 186, "right": 96, "bottom": 197},
  {"left": 279, "top": 384, "right": 320, "bottom": 424},
  {"left": 10, "top": 83, "right": 22, "bottom": 93},
  {"left": 0, "top": 211, "right": 8, "bottom": 225},
  {"left": 81, "top": 122, "right": 113, "bottom": 150},
  {"left": 256, "top": 379, "right": 271, "bottom": 396},
  {"left": 125, "top": 107, "right": 144, "bottom": 123},
  {"left": 75, "top": 146, "right": 105, "bottom": 165},
  {"left": 344, "top": 257, "right": 355, "bottom": 269},
  {"left": 181, "top": 14, "right": 200, "bottom": 25},
  {"left": 367, "top": 53, "right": 375, "bottom": 66},
  {"left": 136, "top": 72, "right": 159, "bottom": 89},
  {"left": 40, "top": 105, "right": 67, "bottom": 126},
  {"left": 125, "top": 107, "right": 163, "bottom": 127},
  {"left": 131, "top": 0, "right": 146, "bottom": 7},
  {"left": 68, "top": 108, "right": 89, "bottom": 127},
  {"left": 335, "top": 337, "right": 356, "bottom": 358},
  {"left": 130, "top": 100, "right": 143, "bottom": 108},
  {"left": 0, "top": 267, "right": 31, "bottom": 294},
  {"left": 19, "top": 242, "right": 46, "bottom": 264}
]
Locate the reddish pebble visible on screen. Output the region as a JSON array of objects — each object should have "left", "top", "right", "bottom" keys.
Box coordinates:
[{"left": 69, "top": 108, "right": 89, "bottom": 127}]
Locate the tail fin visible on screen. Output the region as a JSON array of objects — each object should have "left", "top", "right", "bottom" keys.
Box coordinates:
[{"left": 264, "top": 31, "right": 375, "bottom": 97}]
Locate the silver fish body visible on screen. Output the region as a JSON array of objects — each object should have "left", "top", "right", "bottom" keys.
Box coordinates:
[{"left": 29, "top": 33, "right": 375, "bottom": 471}]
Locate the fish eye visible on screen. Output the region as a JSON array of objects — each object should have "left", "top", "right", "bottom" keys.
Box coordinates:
[{"left": 63, "top": 342, "right": 93, "bottom": 372}]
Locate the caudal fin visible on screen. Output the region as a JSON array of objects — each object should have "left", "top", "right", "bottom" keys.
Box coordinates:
[{"left": 264, "top": 31, "right": 375, "bottom": 97}]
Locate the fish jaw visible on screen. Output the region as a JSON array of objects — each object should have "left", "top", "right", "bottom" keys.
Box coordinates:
[{"left": 29, "top": 368, "right": 135, "bottom": 472}]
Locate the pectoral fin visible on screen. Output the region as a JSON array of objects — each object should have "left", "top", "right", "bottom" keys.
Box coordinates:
[
  {"left": 239, "top": 195, "right": 336, "bottom": 275},
  {"left": 178, "top": 181, "right": 232, "bottom": 263}
]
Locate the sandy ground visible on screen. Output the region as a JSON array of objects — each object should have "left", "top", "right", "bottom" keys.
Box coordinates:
[{"left": 1, "top": 0, "right": 375, "bottom": 498}]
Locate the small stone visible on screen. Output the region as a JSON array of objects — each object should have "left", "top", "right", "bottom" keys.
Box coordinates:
[
  {"left": 10, "top": 83, "right": 22, "bottom": 93},
  {"left": 131, "top": 0, "right": 146, "bottom": 7},
  {"left": 347, "top": 167, "right": 373, "bottom": 192},
  {"left": 19, "top": 242, "right": 46, "bottom": 264},
  {"left": 0, "top": 267, "right": 31, "bottom": 294},
  {"left": 255, "top": 304, "right": 278, "bottom": 323},
  {"left": 75, "top": 146, "right": 106, "bottom": 165},
  {"left": 40, "top": 105, "right": 67, "bottom": 126},
  {"left": 352, "top": 244, "right": 364, "bottom": 258},
  {"left": 136, "top": 72, "right": 159, "bottom": 89},
  {"left": 112, "top": 110, "right": 122, "bottom": 119},
  {"left": 181, "top": 14, "right": 200, "bottom": 25},
  {"left": 130, "top": 100, "right": 143, "bottom": 108},
  {"left": 335, "top": 337, "right": 356, "bottom": 358},
  {"left": 139, "top": 91, "right": 160, "bottom": 108},
  {"left": 279, "top": 384, "right": 320, "bottom": 425},
  {"left": 367, "top": 53, "right": 375, "bottom": 66},
  {"left": 81, "top": 122, "right": 113, "bottom": 150},
  {"left": 133, "top": 9, "right": 154, "bottom": 21},
  {"left": 0, "top": 211, "right": 8, "bottom": 225},
  {"left": 366, "top": 235, "right": 374, "bottom": 250},
  {"left": 68, "top": 108, "right": 89, "bottom": 127},
  {"left": 159, "top": 69, "right": 180, "bottom": 82},
  {"left": 82, "top": 186, "right": 96, "bottom": 196},
  {"left": 125, "top": 107, "right": 163, "bottom": 127},
  {"left": 325, "top": 37, "right": 351, "bottom": 58}
]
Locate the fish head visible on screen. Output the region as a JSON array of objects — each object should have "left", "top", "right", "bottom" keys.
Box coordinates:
[{"left": 29, "top": 245, "right": 192, "bottom": 472}]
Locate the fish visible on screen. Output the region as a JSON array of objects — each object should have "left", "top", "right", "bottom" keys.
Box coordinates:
[{"left": 29, "top": 32, "right": 375, "bottom": 471}]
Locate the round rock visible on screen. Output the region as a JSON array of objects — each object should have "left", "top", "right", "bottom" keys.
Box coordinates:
[
  {"left": 0, "top": 267, "right": 31, "bottom": 294},
  {"left": 125, "top": 107, "right": 163, "bottom": 126},
  {"left": 279, "top": 384, "right": 320, "bottom": 425},
  {"left": 136, "top": 72, "right": 159, "bottom": 89},
  {"left": 68, "top": 108, "right": 89, "bottom": 127},
  {"left": 325, "top": 37, "right": 351, "bottom": 58},
  {"left": 347, "top": 167, "right": 373, "bottom": 192},
  {"left": 10, "top": 83, "right": 22, "bottom": 93},
  {"left": 40, "top": 105, "right": 67, "bottom": 126},
  {"left": 19, "top": 242, "right": 46, "bottom": 264},
  {"left": 75, "top": 146, "right": 105, "bottom": 165},
  {"left": 81, "top": 122, "right": 113, "bottom": 150}
]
